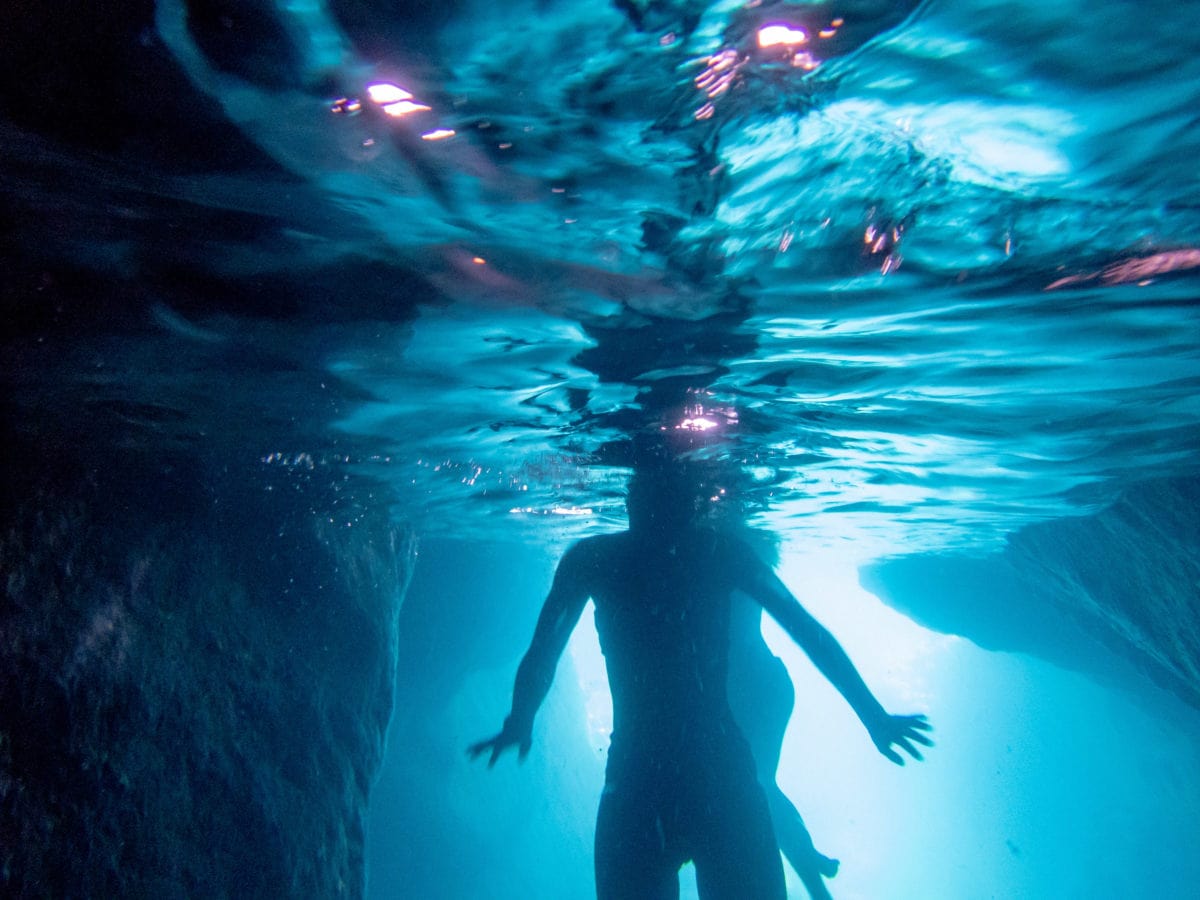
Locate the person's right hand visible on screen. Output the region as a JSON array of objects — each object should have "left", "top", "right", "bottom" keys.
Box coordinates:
[{"left": 468, "top": 718, "right": 532, "bottom": 767}]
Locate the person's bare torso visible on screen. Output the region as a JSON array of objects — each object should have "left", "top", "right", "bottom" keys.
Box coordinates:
[{"left": 575, "top": 529, "right": 751, "bottom": 750}]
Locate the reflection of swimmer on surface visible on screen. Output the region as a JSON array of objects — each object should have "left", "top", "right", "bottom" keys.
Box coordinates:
[{"left": 470, "top": 467, "right": 932, "bottom": 900}]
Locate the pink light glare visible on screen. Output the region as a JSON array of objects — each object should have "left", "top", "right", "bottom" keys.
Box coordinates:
[
  {"left": 757, "top": 24, "right": 809, "bottom": 48},
  {"left": 667, "top": 394, "right": 739, "bottom": 434},
  {"left": 695, "top": 48, "right": 741, "bottom": 98},
  {"left": 365, "top": 81, "right": 431, "bottom": 118},
  {"left": 1045, "top": 248, "right": 1200, "bottom": 290},
  {"left": 676, "top": 416, "right": 721, "bottom": 432},
  {"left": 694, "top": 16, "right": 835, "bottom": 120},
  {"left": 365, "top": 82, "right": 413, "bottom": 104},
  {"left": 330, "top": 97, "right": 362, "bottom": 115},
  {"left": 380, "top": 99, "right": 431, "bottom": 117}
]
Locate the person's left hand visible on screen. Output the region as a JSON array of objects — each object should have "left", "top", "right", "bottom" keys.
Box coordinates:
[
  {"left": 468, "top": 718, "right": 532, "bottom": 767},
  {"left": 869, "top": 713, "right": 933, "bottom": 765}
]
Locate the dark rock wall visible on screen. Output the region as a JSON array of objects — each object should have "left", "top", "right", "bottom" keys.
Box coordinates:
[
  {"left": 1007, "top": 477, "right": 1200, "bottom": 706},
  {"left": 1, "top": 452, "right": 414, "bottom": 898},
  {"left": 861, "top": 476, "right": 1200, "bottom": 710}
]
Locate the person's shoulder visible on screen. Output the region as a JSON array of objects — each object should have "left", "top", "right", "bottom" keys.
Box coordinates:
[
  {"left": 562, "top": 531, "right": 627, "bottom": 565},
  {"left": 703, "top": 529, "right": 772, "bottom": 578},
  {"left": 691, "top": 527, "right": 751, "bottom": 556}
]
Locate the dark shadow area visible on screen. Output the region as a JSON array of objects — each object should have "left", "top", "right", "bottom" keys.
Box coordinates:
[{"left": 0, "top": 424, "right": 414, "bottom": 898}]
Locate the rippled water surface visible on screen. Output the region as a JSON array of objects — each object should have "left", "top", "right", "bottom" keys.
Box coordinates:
[{"left": 4, "top": 0, "right": 1199, "bottom": 560}]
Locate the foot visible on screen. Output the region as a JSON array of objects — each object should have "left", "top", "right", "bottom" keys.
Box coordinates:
[{"left": 816, "top": 853, "right": 840, "bottom": 879}]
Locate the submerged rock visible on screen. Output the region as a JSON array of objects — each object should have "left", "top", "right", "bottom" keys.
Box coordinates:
[
  {"left": 861, "top": 476, "right": 1200, "bottom": 710},
  {"left": 0, "top": 452, "right": 414, "bottom": 898}
]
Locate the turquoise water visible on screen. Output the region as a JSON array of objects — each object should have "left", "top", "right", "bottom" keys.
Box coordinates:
[
  {"left": 3, "top": 0, "right": 1200, "bottom": 898},
  {"left": 282, "top": 0, "right": 1200, "bottom": 560},
  {"left": 7, "top": 0, "right": 1197, "bottom": 559}
]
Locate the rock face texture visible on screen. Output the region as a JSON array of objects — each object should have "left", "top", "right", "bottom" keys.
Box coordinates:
[
  {"left": 862, "top": 477, "right": 1200, "bottom": 710},
  {"left": 1, "top": 451, "right": 414, "bottom": 898}
]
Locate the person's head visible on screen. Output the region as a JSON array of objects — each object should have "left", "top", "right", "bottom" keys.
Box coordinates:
[{"left": 625, "top": 467, "right": 710, "bottom": 536}]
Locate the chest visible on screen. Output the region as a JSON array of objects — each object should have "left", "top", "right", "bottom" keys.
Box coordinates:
[{"left": 591, "top": 544, "right": 735, "bottom": 652}]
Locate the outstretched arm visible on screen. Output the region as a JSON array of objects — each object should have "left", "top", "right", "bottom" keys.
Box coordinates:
[
  {"left": 468, "top": 542, "right": 591, "bottom": 766},
  {"left": 739, "top": 555, "right": 932, "bottom": 765}
]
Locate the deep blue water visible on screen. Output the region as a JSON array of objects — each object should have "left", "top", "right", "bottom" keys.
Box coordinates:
[{"left": 3, "top": 1, "right": 1200, "bottom": 898}]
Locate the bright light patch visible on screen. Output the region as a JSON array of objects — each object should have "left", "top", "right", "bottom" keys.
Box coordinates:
[
  {"left": 507, "top": 506, "right": 594, "bottom": 516},
  {"left": 859, "top": 99, "right": 1075, "bottom": 185},
  {"left": 568, "top": 602, "right": 612, "bottom": 755},
  {"left": 421, "top": 128, "right": 456, "bottom": 141},
  {"left": 768, "top": 551, "right": 947, "bottom": 708},
  {"left": 791, "top": 51, "right": 818, "bottom": 70},
  {"left": 723, "top": 99, "right": 1075, "bottom": 193},
  {"left": 958, "top": 129, "right": 1066, "bottom": 181},
  {"left": 677, "top": 416, "right": 720, "bottom": 431},
  {"left": 757, "top": 24, "right": 808, "bottom": 48},
  {"left": 366, "top": 82, "right": 413, "bottom": 104},
  {"left": 381, "top": 99, "right": 431, "bottom": 117}
]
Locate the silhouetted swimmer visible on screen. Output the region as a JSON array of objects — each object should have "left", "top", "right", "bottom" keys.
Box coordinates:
[
  {"left": 729, "top": 588, "right": 840, "bottom": 900},
  {"left": 470, "top": 470, "right": 931, "bottom": 900}
]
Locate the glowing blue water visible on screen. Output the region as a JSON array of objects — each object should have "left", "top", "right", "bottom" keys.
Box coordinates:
[
  {"left": 168, "top": 0, "right": 1198, "bottom": 560},
  {"left": 7, "top": 0, "right": 1196, "bottom": 561}
]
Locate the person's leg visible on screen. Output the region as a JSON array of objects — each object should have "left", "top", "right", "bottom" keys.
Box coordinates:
[
  {"left": 595, "top": 787, "right": 680, "bottom": 900},
  {"left": 767, "top": 785, "right": 838, "bottom": 900},
  {"left": 690, "top": 777, "right": 786, "bottom": 900},
  {"left": 731, "top": 651, "right": 838, "bottom": 897}
]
